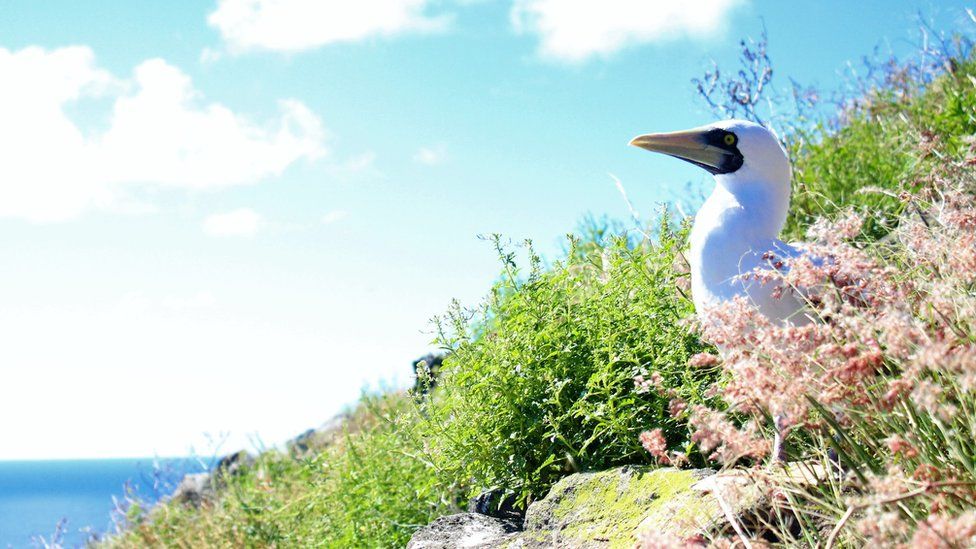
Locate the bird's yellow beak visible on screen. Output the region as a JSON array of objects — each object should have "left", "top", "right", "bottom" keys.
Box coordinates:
[{"left": 629, "top": 127, "right": 741, "bottom": 175}]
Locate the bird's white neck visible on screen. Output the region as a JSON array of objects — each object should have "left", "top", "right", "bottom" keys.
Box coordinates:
[
  {"left": 708, "top": 174, "right": 791, "bottom": 240},
  {"left": 688, "top": 173, "right": 791, "bottom": 309}
]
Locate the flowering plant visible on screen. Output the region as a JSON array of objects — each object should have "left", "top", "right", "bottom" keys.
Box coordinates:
[{"left": 640, "top": 161, "right": 976, "bottom": 547}]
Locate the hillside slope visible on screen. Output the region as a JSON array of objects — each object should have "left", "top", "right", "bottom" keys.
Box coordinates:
[{"left": 103, "top": 35, "right": 976, "bottom": 549}]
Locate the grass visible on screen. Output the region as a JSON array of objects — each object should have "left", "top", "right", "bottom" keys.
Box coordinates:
[
  {"left": 102, "top": 26, "right": 976, "bottom": 549},
  {"left": 683, "top": 160, "right": 976, "bottom": 546},
  {"left": 105, "top": 394, "right": 451, "bottom": 547},
  {"left": 417, "top": 226, "right": 713, "bottom": 507},
  {"left": 784, "top": 47, "right": 976, "bottom": 240}
]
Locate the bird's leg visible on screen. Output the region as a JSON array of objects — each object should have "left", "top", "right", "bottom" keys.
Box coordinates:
[
  {"left": 771, "top": 413, "right": 788, "bottom": 463},
  {"left": 828, "top": 407, "right": 846, "bottom": 481}
]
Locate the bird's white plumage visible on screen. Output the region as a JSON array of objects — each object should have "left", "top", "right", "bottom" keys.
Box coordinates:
[
  {"left": 631, "top": 119, "right": 812, "bottom": 460},
  {"left": 684, "top": 120, "right": 810, "bottom": 324}
]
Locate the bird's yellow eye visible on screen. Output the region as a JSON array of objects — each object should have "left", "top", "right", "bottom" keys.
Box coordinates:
[{"left": 723, "top": 133, "right": 736, "bottom": 146}]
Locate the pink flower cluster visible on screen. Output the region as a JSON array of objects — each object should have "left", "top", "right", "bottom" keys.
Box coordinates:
[
  {"left": 687, "top": 405, "right": 770, "bottom": 465},
  {"left": 692, "top": 183, "right": 976, "bottom": 451},
  {"left": 638, "top": 428, "right": 671, "bottom": 465},
  {"left": 633, "top": 371, "right": 663, "bottom": 394},
  {"left": 910, "top": 511, "right": 976, "bottom": 548},
  {"left": 639, "top": 166, "right": 976, "bottom": 544}
]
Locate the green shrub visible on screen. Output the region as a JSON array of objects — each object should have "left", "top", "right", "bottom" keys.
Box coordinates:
[
  {"left": 103, "top": 221, "right": 714, "bottom": 547},
  {"left": 786, "top": 117, "right": 920, "bottom": 240},
  {"left": 785, "top": 57, "right": 976, "bottom": 240},
  {"left": 418, "top": 221, "right": 714, "bottom": 507}
]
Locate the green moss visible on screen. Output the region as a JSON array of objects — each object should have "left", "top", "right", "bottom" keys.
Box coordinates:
[{"left": 523, "top": 466, "right": 713, "bottom": 548}]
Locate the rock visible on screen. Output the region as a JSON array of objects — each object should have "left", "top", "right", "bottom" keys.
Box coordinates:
[
  {"left": 412, "top": 465, "right": 805, "bottom": 548},
  {"left": 170, "top": 472, "right": 212, "bottom": 507},
  {"left": 515, "top": 466, "right": 718, "bottom": 548},
  {"left": 468, "top": 489, "right": 524, "bottom": 525},
  {"left": 636, "top": 468, "right": 766, "bottom": 540},
  {"left": 407, "top": 513, "right": 521, "bottom": 549},
  {"left": 412, "top": 353, "right": 445, "bottom": 394},
  {"left": 287, "top": 428, "right": 317, "bottom": 454},
  {"left": 637, "top": 462, "right": 827, "bottom": 541},
  {"left": 287, "top": 412, "right": 351, "bottom": 456},
  {"left": 170, "top": 451, "right": 255, "bottom": 508},
  {"left": 213, "top": 450, "right": 254, "bottom": 477}
]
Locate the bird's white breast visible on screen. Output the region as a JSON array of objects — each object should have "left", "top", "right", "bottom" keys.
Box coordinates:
[{"left": 688, "top": 184, "right": 807, "bottom": 325}]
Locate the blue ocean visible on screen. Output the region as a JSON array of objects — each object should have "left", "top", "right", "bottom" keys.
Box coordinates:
[{"left": 0, "top": 458, "right": 208, "bottom": 548}]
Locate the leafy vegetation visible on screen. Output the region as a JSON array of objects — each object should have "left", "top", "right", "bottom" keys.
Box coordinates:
[
  {"left": 103, "top": 21, "right": 976, "bottom": 549},
  {"left": 418, "top": 227, "right": 713, "bottom": 507},
  {"left": 652, "top": 158, "right": 976, "bottom": 547},
  {"left": 785, "top": 54, "right": 976, "bottom": 239},
  {"left": 106, "top": 394, "right": 450, "bottom": 548}
]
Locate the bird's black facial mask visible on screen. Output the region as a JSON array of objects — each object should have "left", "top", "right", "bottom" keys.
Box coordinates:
[{"left": 629, "top": 127, "right": 745, "bottom": 175}]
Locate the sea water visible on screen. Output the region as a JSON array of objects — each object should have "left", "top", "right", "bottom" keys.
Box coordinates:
[{"left": 0, "top": 458, "right": 208, "bottom": 548}]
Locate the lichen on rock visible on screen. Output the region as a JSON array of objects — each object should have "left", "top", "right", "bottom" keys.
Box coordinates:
[
  {"left": 407, "top": 465, "right": 778, "bottom": 548},
  {"left": 517, "top": 465, "right": 715, "bottom": 548}
]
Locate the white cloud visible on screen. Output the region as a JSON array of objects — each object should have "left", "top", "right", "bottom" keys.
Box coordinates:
[
  {"left": 414, "top": 143, "right": 447, "bottom": 165},
  {"left": 341, "top": 151, "right": 378, "bottom": 173},
  {"left": 0, "top": 46, "right": 326, "bottom": 222},
  {"left": 203, "top": 208, "right": 264, "bottom": 237},
  {"left": 200, "top": 46, "right": 224, "bottom": 64},
  {"left": 321, "top": 209, "right": 348, "bottom": 224},
  {"left": 322, "top": 150, "right": 383, "bottom": 182},
  {"left": 511, "top": 0, "right": 745, "bottom": 62},
  {"left": 208, "top": 0, "right": 451, "bottom": 53}
]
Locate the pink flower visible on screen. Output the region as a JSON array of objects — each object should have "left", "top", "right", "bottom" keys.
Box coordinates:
[
  {"left": 668, "top": 398, "right": 688, "bottom": 418},
  {"left": 688, "top": 352, "right": 720, "bottom": 368},
  {"left": 910, "top": 512, "right": 976, "bottom": 548},
  {"left": 688, "top": 407, "right": 769, "bottom": 465},
  {"left": 639, "top": 428, "right": 671, "bottom": 465},
  {"left": 633, "top": 371, "right": 664, "bottom": 394},
  {"left": 672, "top": 172, "right": 976, "bottom": 544},
  {"left": 885, "top": 435, "right": 918, "bottom": 459}
]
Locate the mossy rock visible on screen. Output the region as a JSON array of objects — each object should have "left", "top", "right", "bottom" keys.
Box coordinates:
[
  {"left": 512, "top": 465, "right": 718, "bottom": 548},
  {"left": 405, "top": 466, "right": 775, "bottom": 548},
  {"left": 515, "top": 466, "right": 714, "bottom": 548}
]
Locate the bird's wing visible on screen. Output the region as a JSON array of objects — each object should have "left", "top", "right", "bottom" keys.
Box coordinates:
[
  {"left": 727, "top": 239, "right": 817, "bottom": 325},
  {"left": 785, "top": 240, "right": 825, "bottom": 267},
  {"left": 777, "top": 239, "right": 828, "bottom": 308}
]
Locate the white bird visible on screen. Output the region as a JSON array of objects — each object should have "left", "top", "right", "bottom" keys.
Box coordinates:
[{"left": 630, "top": 119, "right": 812, "bottom": 325}]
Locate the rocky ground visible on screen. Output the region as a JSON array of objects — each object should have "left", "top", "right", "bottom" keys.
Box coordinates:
[{"left": 406, "top": 464, "right": 800, "bottom": 548}]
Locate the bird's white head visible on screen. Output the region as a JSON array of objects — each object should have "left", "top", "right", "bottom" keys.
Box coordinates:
[
  {"left": 629, "top": 119, "right": 792, "bottom": 234},
  {"left": 629, "top": 119, "right": 789, "bottom": 191}
]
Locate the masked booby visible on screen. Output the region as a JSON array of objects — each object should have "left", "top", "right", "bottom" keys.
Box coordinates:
[{"left": 630, "top": 120, "right": 812, "bottom": 325}]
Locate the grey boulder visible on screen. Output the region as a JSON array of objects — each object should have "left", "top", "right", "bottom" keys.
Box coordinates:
[{"left": 407, "top": 513, "right": 521, "bottom": 549}]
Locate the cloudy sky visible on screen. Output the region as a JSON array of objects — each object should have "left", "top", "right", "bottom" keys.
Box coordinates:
[{"left": 0, "top": 0, "right": 968, "bottom": 459}]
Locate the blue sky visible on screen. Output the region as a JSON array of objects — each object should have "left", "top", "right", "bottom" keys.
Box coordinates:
[{"left": 0, "top": 0, "right": 970, "bottom": 459}]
